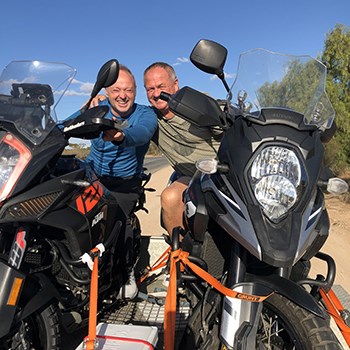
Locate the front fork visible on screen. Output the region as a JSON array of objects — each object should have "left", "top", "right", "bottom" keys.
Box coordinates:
[
  {"left": 0, "top": 227, "right": 28, "bottom": 338},
  {"left": 220, "top": 243, "right": 264, "bottom": 349}
]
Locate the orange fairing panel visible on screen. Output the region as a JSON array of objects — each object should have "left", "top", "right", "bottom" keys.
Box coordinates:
[{"left": 75, "top": 182, "right": 104, "bottom": 214}]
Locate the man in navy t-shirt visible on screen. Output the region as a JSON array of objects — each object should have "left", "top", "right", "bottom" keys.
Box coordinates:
[{"left": 87, "top": 64, "right": 157, "bottom": 299}]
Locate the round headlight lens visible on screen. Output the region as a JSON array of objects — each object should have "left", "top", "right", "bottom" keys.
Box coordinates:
[{"left": 250, "top": 146, "right": 302, "bottom": 222}]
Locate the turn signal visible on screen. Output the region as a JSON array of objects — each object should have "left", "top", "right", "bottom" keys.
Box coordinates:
[{"left": 7, "top": 277, "right": 23, "bottom": 306}]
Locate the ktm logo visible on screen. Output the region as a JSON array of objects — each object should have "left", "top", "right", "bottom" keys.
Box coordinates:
[{"left": 76, "top": 182, "right": 103, "bottom": 214}]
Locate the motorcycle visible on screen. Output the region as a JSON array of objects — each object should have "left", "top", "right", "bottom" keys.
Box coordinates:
[
  {"left": 0, "top": 59, "right": 147, "bottom": 349},
  {"left": 160, "top": 40, "right": 348, "bottom": 349}
]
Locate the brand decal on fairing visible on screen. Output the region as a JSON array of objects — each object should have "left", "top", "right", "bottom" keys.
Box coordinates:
[
  {"left": 92, "top": 211, "right": 104, "bottom": 227},
  {"left": 8, "top": 228, "right": 27, "bottom": 268},
  {"left": 63, "top": 121, "right": 85, "bottom": 132},
  {"left": 76, "top": 182, "right": 103, "bottom": 214}
]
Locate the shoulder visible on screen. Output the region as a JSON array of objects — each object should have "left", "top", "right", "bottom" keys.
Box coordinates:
[
  {"left": 133, "top": 104, "right": 157, "bottom": 119},
  {"left": 134, "top": 103, "right": 154, "bottom": 113}
]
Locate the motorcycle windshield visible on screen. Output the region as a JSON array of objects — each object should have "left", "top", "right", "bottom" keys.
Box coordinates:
[
  {"left": 229, "top": 49, "right": 335, "bottom": 129},
  {"left": 0, "top": 60, "right": 76, "bottom": 144}
]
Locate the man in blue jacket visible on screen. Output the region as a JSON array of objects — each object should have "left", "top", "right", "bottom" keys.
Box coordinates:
[{"left": 87, "top": 64, "right": 157, "bottom": 299}]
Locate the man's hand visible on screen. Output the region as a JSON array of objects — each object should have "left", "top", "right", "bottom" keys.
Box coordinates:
[
  {"left": 103, "top": 129, "right": 125, "bottom": 142},
  {"left": 103, "top": 116, "right": 125, "bottom": 142},
  {"left": 81, "top": 94, "right": 108, "bottom": 109}
]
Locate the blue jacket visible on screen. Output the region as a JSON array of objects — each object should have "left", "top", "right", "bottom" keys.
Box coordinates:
[{"left": 87, "top": 100, "right": 157, "bottom": 178}]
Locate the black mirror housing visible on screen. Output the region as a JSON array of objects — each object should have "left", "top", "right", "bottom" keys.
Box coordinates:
[
  {"left": 91, "top": 59, "right": 119, "bottom": 97},
  {"left": 190, "top": 39, "right": 227, "bottom": 77},
  {"left": 82, "top": 59, "right": 119, "bottom": 113}
]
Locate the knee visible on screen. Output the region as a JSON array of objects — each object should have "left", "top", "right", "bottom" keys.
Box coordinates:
[{"left": 161, "top": 186, "right": 183, "bottom": 210}]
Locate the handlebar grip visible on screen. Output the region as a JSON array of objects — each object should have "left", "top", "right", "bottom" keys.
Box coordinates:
[{"left": 159, "top": 91, "right": 170, "bottom": 101}]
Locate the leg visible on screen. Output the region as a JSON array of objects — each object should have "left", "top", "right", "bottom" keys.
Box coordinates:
[
  {"left": 112, "top": 191, "right": 140, "bottom": 268},
  {"left": 111, "top": 191, "right": 140, "bottom": 299},
  {"left": 161, "top": 176, "right": 190, "bottom": 236}
]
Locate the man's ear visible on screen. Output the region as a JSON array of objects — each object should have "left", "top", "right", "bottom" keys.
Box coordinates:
[{"left": 174, "top": 78, "right": 179, "bottom": 92}]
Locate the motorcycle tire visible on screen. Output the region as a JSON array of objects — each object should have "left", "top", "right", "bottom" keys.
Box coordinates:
[
  {"left": 258, "top": 293, "right": 342, "bottom": 349},
  {"left": 7, "top": 304, "right": 60, "bottom": 350},
  {"left": 181, "top": 293, "right": 342, "bottom": 350}
]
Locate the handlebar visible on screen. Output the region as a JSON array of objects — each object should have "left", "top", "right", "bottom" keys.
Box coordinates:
[{"left": 159, "top": 91, "right": 171, "bottom": 101}]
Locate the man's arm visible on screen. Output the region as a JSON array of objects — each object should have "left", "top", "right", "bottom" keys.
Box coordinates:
[
  {"left": 120, "top": 107, "right": 158, "bottom": 147},
  {"left": 111, "top": 107, "right": 158, "bottom": 147}
]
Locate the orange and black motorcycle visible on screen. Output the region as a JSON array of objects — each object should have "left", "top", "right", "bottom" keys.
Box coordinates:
[{"left": 0, "top": 59, "right": 136, "bottom": 349}]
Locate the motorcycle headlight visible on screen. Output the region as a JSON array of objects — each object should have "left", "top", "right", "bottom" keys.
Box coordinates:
[
  {"left": 249, "top": 146, "right": 303, "bottom": 222},
  {"left": 0, "top": 133, "right": 32, "bottom": 203}
]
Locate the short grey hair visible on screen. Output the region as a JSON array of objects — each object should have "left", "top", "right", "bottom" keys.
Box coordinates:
[{"left": 143, "top": 62, "right": 177, "bottom": 83}]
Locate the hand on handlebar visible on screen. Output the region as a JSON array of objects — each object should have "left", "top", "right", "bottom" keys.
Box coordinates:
[{"left": 102, "top": 117, "right": 125, "bottom": 142}]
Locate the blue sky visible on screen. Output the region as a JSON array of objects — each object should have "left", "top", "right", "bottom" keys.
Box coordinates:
[{"left": 1, "top": 0, "right": 349, "bottom": 121}]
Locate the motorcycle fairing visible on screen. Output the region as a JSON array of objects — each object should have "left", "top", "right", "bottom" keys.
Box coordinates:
[
  {"left": 202, "top": 173, "right": 262, "bottom": 259},
  {"left": 74, "top": 181, "right": 104, "bottom": 215},
  {"left": 184, "top": 171, "right": 209, "bottom": 242},
  {"left": 212, "top": 112, "right": 326, "bottom": 267},
  {"left": 0, "top": 168, "right": 85, "bottom": 222}
]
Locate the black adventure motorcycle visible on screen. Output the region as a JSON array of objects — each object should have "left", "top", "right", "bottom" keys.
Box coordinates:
[
  {"left": 160, "top": 40, "right": 348, "bottom": 349},
  {"left": 0, "top": 59, "right": 149, "bottom": 349}
]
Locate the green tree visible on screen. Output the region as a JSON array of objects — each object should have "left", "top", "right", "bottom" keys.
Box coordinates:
[
  {"left": 321, "top": 24, "right": 350, "bottom": 174},
  {"left": 63, "top": 143, "right": 90, "bottom": 159}
]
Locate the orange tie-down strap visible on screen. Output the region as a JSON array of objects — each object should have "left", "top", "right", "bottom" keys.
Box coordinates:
[
  {"left": 137, "top": 246, "right": 171, "bottom": 285},
  {"left": 164, "top": 248, "right": 273, "bottom": 350},
  {"left": 320, "top": 288, "right": 350, "bottom": 347},
  {"left": 83, "top": 247, "right": 101, "bottom": 350}
]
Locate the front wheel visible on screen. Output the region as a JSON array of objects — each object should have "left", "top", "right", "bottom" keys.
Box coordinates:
[
  {"left": 181, "top": 293, "right": 342, "bottom": 349},
  {"left": 257, "top": 293, "right": 341, "bottom": 349},
  {"left": 2, "top": 304, "right": 61, "bottom": 350}
]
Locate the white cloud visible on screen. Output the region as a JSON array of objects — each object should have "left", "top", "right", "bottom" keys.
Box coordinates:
[
  {"left": 210, "top": 72, "right": 236, "bottom": 80},
  {"left": 63, "top": 79, "right": 94, "bottom": 96},
  {"left": 172, "top": 57, "right": 190, "bottom": 66}
]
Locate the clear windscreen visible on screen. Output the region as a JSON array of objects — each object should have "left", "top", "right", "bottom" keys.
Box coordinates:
[
  {"left": 229, "top": 49, "right": 335, "bottom": 129},
  {"left": 0, "top": 60, "right": 76, "bottom": 144}
]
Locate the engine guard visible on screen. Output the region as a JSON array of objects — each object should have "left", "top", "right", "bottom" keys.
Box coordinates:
[{"left": 0, "top": 260, "right": 60, "bottom": 338}]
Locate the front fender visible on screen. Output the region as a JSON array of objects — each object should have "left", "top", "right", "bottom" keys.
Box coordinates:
[
  {"left": 0, "top": 260, "right": 60, "bottom": 338},
  {"left": 245, "top": 274, "right": 327, "bottom": 318},
  {"left": 220, "top": 278, "right": 328, "bottom": 349}
]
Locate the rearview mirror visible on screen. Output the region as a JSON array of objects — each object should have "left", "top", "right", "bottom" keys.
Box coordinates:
[
  {"left": 190, "top": 39, "right": 227, "bottom": 77},
  {"left": 91, "top": 59, "right": 119, "bottom": 97},
  {"left": 82, "top": 59, "right": 119, "bottom": 112}
]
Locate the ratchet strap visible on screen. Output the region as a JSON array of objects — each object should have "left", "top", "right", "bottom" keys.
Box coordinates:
[
  {"left": 137, "top": 246, "right": 171, "bottom": 285},
  {"left": 81, "top": 244, "right": 105, "bottom": 350},
  {"left": 320, "top": 288, "right": 350, "bottom": 346},
  {"left": 164, "top": 248, "right": 273, "bottom": 350}
]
